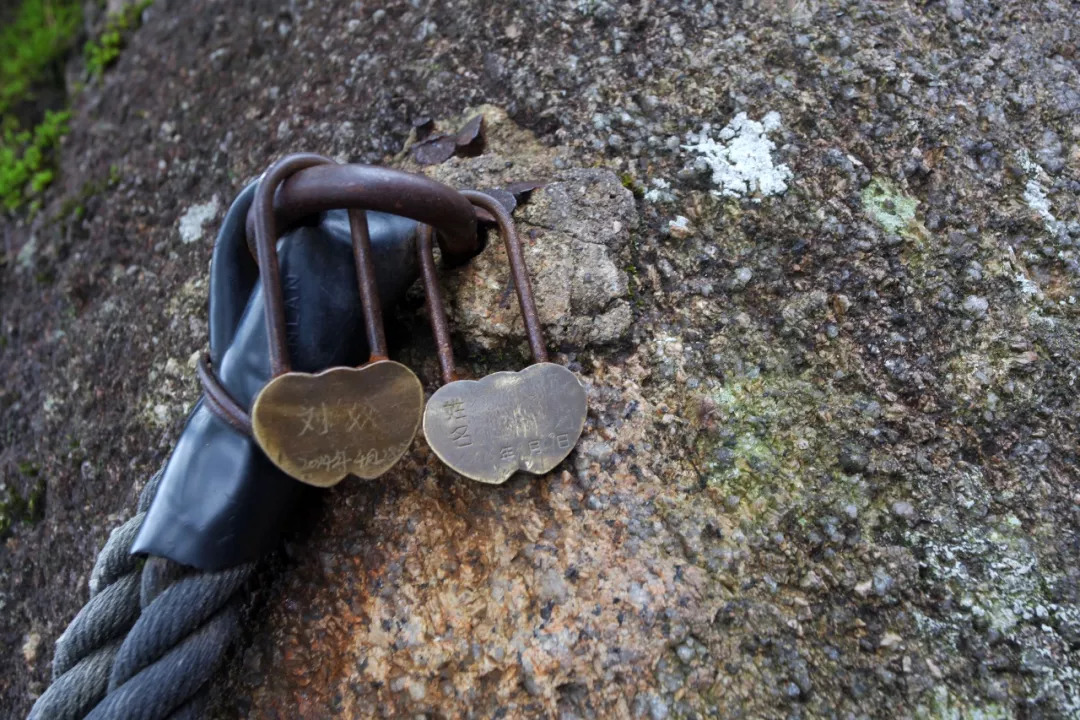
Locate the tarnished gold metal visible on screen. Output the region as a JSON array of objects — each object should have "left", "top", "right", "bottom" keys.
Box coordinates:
[
  {"left": 423, "top": 363, "right": 587, "bottom": 484},
  {"left": 251, "top": 362, "right": 423, "bottom": 487},
  {"left": 416, "top": 193, "right": 587, "bottom": 485},
  {"left": 248, "top": 157, "right": 423, "bottom": 487}
]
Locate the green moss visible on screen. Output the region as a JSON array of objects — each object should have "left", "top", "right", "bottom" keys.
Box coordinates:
[
  {"left": 0, "top": 0, "right": 82, "bottom": 117},
  {"left": 861, "top": 177, "right": 919, "bottom": 236},
  {"left": 620, "top": 172, "right": 645, "bottom": 199},
  {"left": 0, "top": 462, "right": 46, "bottom": 538},
  {"left": 1, "top": 108, "right": 71, "bottom": 211},
  {"left": 692, "top": 373, "right": 870, "bottom": 519},
  {"left": 84, "top": 0, "right": 153, "bottom": 78},
  {"left": 0, "top": 0, "right": 152, "bottom": 214},
  {"left": 0, "top": 0, "right": 82, "bottom": 212}
]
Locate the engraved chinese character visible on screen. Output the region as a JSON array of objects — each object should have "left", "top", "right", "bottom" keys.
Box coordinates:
[
  {"left": 353, "top": 447, "right": 370, "bottom": 467},
  {"left": 449, "top": 424, "right": 473, "bottom": 447},
  {"left": 442, "top": 398, "right": 467, "bottom": 422},
  {"left": 346, "top": 401, "right": 377, "bottom": 432},
  {"left": 557, "top": 433, "right": 570, "bottom": 450},
  {"left": 529, "top": 440, "right": 542, "bottom": 455},
  {"left": 493, "top": 405, "right": 539, "bottom": 441},
  {"left": 500, "top": 446, "right": 516, "bottom": 462},
  {"left": 299, "top": 403, "right": 331, "bottom": 436}
]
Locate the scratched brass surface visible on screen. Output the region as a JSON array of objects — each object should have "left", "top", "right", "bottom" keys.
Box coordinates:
[
  {"left": 252, "top": 361, "right": 423, "bottom": 487},
  {"left": 422, "top": 363, "right": 587, "bottom": 484}
]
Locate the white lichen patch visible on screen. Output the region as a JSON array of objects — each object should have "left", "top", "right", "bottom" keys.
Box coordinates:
[
  {"left": 1023, "top": 178, "right": 1066, "bottom": 237},
  {"left": 177, "top": 194, "right": 221, "bottom": 244},
  {"left": 861, "top": 177, "right": 919, "bottom": 236},
  {"left": 1018, "top": 150, "right": 1066, "bottom": 238},
  {"left": 1014, "top": 272, "right": 1040, "bottom": 298},
  {"left": 644, "top": 178, "right": 676, "bottom": 203},
  {"left": 914, "top": 476, "right": 1080, "bottom": 715},
  {"left": 16, "top": 234, "right": 37, "bottom": 272},
  {"left": 683, "top": 111, "right": 792, "bottom": 201},
  {"left": 668, "top": 215, "right": 692, "bottom": 238}
]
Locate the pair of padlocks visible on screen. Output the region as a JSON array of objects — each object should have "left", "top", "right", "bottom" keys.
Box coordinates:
[{"left": 201, "top": 154, "right": 587, "bottom": 487}]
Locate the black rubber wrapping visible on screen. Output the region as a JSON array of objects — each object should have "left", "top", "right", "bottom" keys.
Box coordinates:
[{"left": 131, "top": 181, "right": 421, "bottom": 570}]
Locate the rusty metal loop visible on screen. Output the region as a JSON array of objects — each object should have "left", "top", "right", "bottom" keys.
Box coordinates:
[
  {"left": 347, "top": 209, "right": 388, "bottom": 362},
  {"left": 253, "top": 155, "right": 396, "bottom": 378},
  {"left": 253, "top": 154, "right": 338, "bottom": 377},
  {"left": 244, "top": 164, "right": 480, "bottom": 263},
  {"left": 196, "top": 354, "right": 253, "bottom": 435},
  {"left": 417, "top": 191, "right": 548, "bottom": 381},
  {"left": 461, "top": 190, "right": 548, "bottom": 365},
  {"left": 416, "top": 225, "right": 457, "bottom": 385},
  {"left": 198, "top": 159, "right": 504, "bottom": 434},
  {"left": 196, "top": 154, "right": 339, "bottom": 435}
]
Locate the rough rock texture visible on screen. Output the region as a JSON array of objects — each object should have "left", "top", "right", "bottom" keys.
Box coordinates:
[
  {"left": 413, "top": 108, "right": 635, "bottom": 352},
  {"left": 2, "top": 0, "right": 1080, "bottom": 718}
]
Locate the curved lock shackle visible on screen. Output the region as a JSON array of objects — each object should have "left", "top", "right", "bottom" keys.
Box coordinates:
[
  {"left": 243, "top": 163, "right": 481, "bottom": 264},
  {"left": 198, "top": 154, "right": 340, "bottom": 432},
  {"left": 251, "top": 154, "right": 395, "bottom": 378},
  {"left": 202, "top": 154, "right": 451, "bottom": 432},
  {"left": 417, "top": 190, "right": 549, "bottom": 385}
]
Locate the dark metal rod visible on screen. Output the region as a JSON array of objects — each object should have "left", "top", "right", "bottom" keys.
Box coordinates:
[
  {"left": 416, "top": 225, "right": 458, "bottom": 384},
  {"left": 348, "top": 209, "right": 388, "bottom": 362},
  {"left": 461, "top": 190, "right": 549, "bottom": 364},
  {"left": 196, "top": 354, "right": 253, "bottom": 435},
  {"left": 253, "top": 154, "right": 336, "bottom": 376}
]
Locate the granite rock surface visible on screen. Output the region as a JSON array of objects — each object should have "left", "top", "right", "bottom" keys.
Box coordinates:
[{"left": 1, "top": 1, "right": 1079, "bottom": 718}]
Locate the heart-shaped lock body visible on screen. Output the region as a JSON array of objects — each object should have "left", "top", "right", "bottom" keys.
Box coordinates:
[
  {"left": 252, "top": 362, "right": 423, "bottom": 487},
  {"left": 415, "top": 193, "right": 587, "bottom": 484},
  {"left": 423, "top": 363, "right": 586, "bottom": 484},
  {"left": 244, "top": 155, "right": 425, "bottom": 487}
]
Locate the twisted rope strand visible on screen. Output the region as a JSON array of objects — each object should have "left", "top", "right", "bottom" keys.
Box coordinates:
[
  {"left": 30, "top": 474, "right": 163, "bottom": 719},
  {"left": 84, "top": 606, "right": 243, "bottom": 720},
  {"left": 109, "top": 562, "right": 254, "bottom": 691},
  {"left": 28, "top": 471, "right": 253, "bottom": 720},
  {"left": 28, "top": 642, "right": 122, "bottom": 720}
]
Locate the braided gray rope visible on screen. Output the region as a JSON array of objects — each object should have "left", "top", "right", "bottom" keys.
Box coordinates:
[{"left": 28, "top": 472, "right": 254, "bottom": 720}]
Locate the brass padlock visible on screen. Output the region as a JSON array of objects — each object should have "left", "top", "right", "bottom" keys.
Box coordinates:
[
  {"left": 248, "top": 154, "right": 424, "bottom": 487},
  {"left": 417, "top": 191, "right": 587, "bottom": 484}
]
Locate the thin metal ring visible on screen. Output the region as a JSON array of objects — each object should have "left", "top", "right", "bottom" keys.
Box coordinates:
[{"left": 244, "top": 164, "right": 480, "bottom": 263}]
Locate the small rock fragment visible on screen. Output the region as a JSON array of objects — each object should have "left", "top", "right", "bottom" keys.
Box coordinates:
[
  {"left": 668, "top": 215, "right": 692, "bottom": 239},
  {"left": 962, "top": 295, "right": 989, "bottom": 318},
  {"left": 454, "top": 115, "right": 486, "bottom": 157},
  {"left": 838, "top": 446, "right": 869, "bottom": 474},
  {"left": 22, "top": 632, "right": 42, "bottom": 666},
  {"left": 412, "top": 135, "right": 457, "bottom": 165},
  {"left": 880, "top": 632, "right": 903, "bottom": 649},
  {"left": 412, "top": 116, "right": 435, "bottom": 141},
  {"left": 891, "top": 500, "right": 915, "bottom": 520},
  {"left": 732, "top": 266, "right": 753, "bottom": 288},
  {"left": 178, "top": 195, "right": 221, "bottom": 245},
  {"left": 538, "top": 568, "right": 569, "bottom": 603}
]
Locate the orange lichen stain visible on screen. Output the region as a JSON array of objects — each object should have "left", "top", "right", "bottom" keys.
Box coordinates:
[{"left": 242, "top": 354, "right": 718, "bottom": 718}]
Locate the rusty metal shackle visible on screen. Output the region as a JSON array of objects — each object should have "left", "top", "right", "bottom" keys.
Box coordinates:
[
  {"left": 417, "top": 191, "right": 587, "bottom": 486},
  {"left": 243, "top": 163, "right": 480, "bottom": 263},
  {"left": 251, "top": 154, "right": 403, "bottom": 377},
  {"left": 417, "top": 190, "right": 549, "bottom": 384},
  {"left": 198, "top": 154, "right": 337, "bottom": 433},
  {"left": 199, "top": 153, "right": 398, "bottom": 432},
  {"left": 199, "top": 156, "right": 491, "bottom": 436}
]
